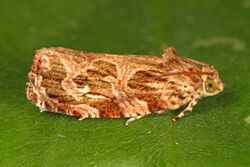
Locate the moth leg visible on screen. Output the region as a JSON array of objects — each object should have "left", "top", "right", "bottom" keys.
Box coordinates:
[
  {"left": 125, "top": 116, "right": 143, "bottom": 126},
  {"left": 172, "top": 98, "right": 198, "bottom": 122},
  {"left": 78, "top": 117, "right": 86, "bottom": 121}
]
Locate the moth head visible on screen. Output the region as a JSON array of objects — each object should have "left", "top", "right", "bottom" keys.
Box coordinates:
[{"left": 201, "top": 66, "right": 224, "bottom": 96}]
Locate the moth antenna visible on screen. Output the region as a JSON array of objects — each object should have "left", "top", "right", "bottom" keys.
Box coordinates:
[
  {"left": 137, "top": 71, "right": 214, "bottom": 81},
  {"left": 161, "top": 71, "right": 214, "bottom": 77}
]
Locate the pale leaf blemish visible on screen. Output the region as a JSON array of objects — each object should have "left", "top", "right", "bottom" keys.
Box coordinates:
[
  {"left": 13, "top": 139, "right": 59, "bottom": 150},
  {"left": 186, "top": 16, "right": 195, "bottom": 24},
  {"left": 193, "top": 36, "right": 246, "bottom": 51},
  {"left": 57, "top": 134, "right": 66, "bottom": 138},
  {"left": 244, "top": 115, "right": 250, "bottom": 124},
  {"left": 242, "top": 0, "right": 250, "bottom": 8}
]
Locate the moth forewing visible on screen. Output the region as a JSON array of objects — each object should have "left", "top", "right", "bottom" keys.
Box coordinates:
[{"left": 26, "top": 47, "right": 224, "bottom": 125}]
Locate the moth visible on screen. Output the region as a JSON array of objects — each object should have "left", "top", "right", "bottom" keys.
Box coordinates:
[{"left": 26, "top": 47, "right": 224, "bottom": 125}]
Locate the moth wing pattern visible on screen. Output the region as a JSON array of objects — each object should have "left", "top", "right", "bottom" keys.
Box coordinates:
[{"left": 26, "top": 47, "right": 224, "bottom": 125}]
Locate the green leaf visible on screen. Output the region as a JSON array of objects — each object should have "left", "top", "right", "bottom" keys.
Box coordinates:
[{"left": 0, "top": 0, "right": 250, "bottom": 166}]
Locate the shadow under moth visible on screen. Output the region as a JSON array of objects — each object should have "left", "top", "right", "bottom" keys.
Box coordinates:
[{"left": 26, "top": 47, "right": 224, "bottom": 125}]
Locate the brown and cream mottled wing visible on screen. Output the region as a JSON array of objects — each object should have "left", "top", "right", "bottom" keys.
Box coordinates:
[{"left": 27, "top": 47, "right": 214, "bottom": 124}]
